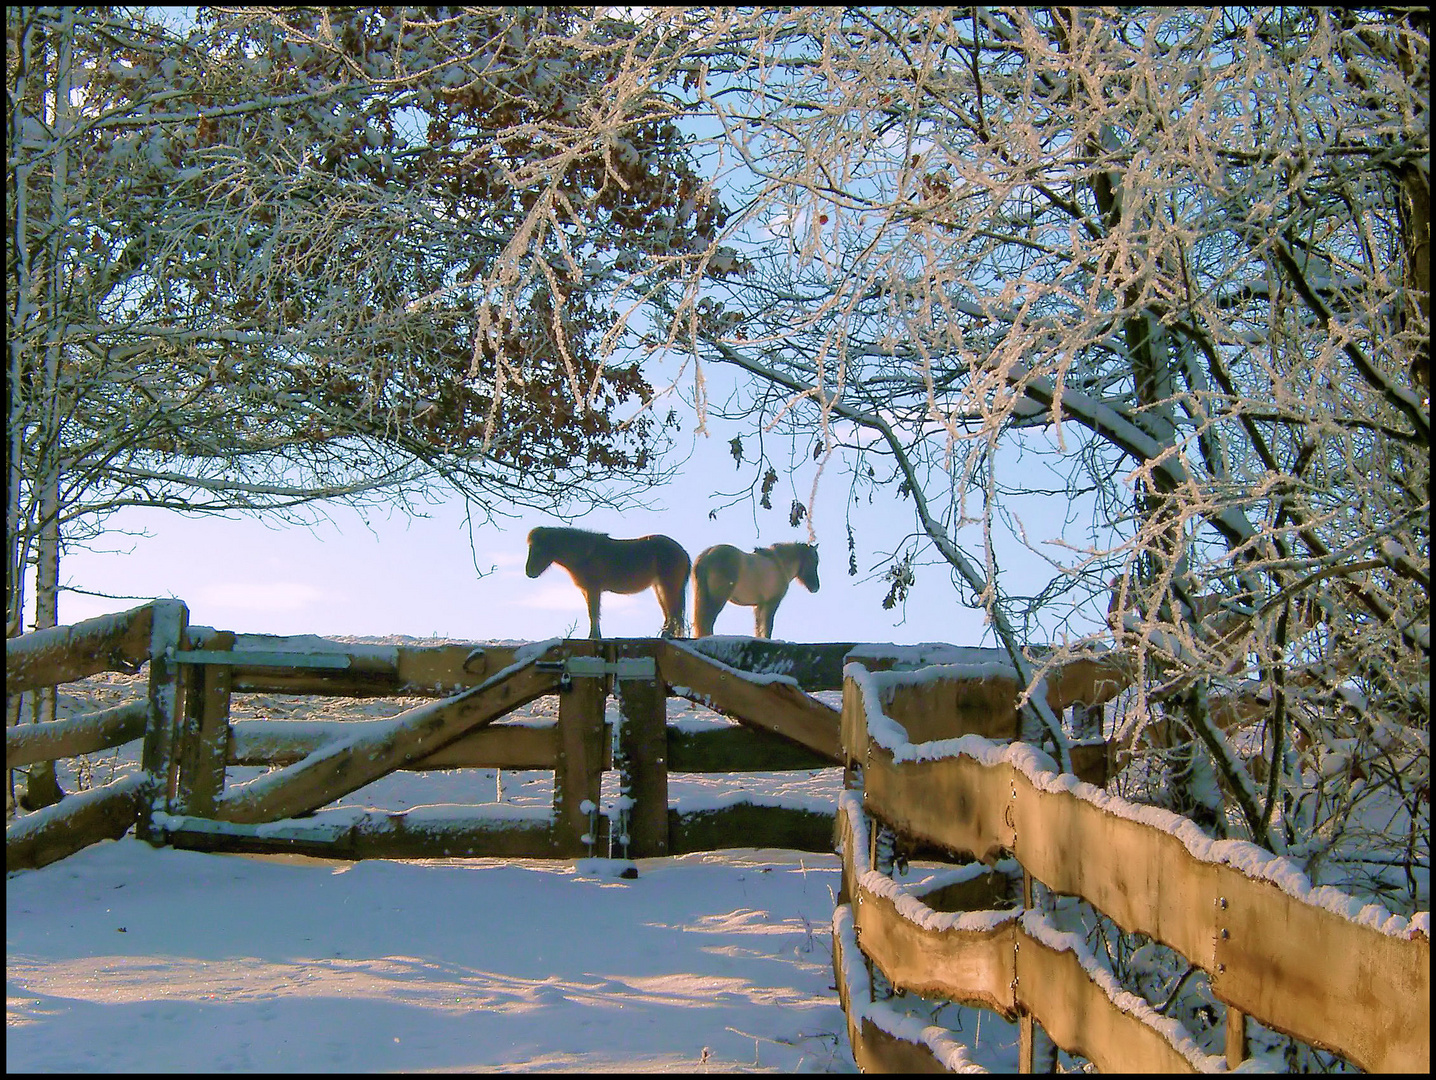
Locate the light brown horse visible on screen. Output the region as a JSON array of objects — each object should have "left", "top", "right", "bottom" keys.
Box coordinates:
[
  {"left": 691, "top": 542, "right": 819, "bottom": 638},
  {"left": 525, "top": 526, "right": 691, "bottom": 638}
]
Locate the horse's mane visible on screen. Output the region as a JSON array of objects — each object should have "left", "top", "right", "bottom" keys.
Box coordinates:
[
  {"left": 531, "top": 525, "right": 609, "bottom": 539},
  {"left": 765, "top": 541, "right": 815, "bottom": 561}
]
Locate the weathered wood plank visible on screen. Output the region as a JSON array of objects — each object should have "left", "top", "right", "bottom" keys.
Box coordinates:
[
  {"left": 6, "top": 602, "right": 155, "bottom": 694},
  {"left": 863, "top": 741, "right": 1018, "bottom": 866},
  {"left": 666, "top": 724, "right": 836, "bottom": 772},
  {"left": 1013, "top": 918, "right": 1204, "bottom": 1073},
  {"left": 215, "top": 636, "right": 521, "bottom": 697},
  {"left": 177, "top": 631, "right": 234, "bottom": 817},
  {"left": 5, "top": 699, "right": 149, "bottom": 770},
  {"left": 5, "top": 774, "right": 150, "bottom": 872},
  {"left": 914, "top": 867, "right": 1019, "bottom": 914},
  {"left": 1210, "top": 866, "right": 1430, "bottom": 1074},
  {"left": 682, "top": 637, "right": 857, "bottom": 691},
  {"left": 849, "top": 1016, "right": 953, "bottom": 1074},
  {"left": 136, "top": 600, "right": 188, "bottom": 843},
  {"left": 832, "top": 905, "right": 958, "bottom": 1074},
  {"left": 837, "top": 796, "right": 1018, "bottom": 1018},
  {"left": 659, "top": 641, "right": 842, "bottom": 762},
  {"left": 228, "top": 719, "right": 560, "bottom": 770},
  {"left": 883, "top": 671, "right": 1020, "bottom": 744},
  {"left": 613, "top": 641, "right": 668, "bottom": 858},
  {"left": 667, "top": 803, "right": 835, "bottom": 855},
  {"left": 837, "top": 789, "right": 1210, "bottom": 1073},
  {"left": 213, "top": 646, "right": 563, "bottom": 824},
  {"left": 846, "top": 669, "right": 1432, "bottom": 1074},
  {"left": 553, "top": 639, "right": 607, "bottom": 857},
  {"left": 161, "top": 811, "right": 553, "bottom": 861}
]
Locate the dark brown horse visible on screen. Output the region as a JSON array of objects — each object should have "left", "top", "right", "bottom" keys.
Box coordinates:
[
  {"left": 525, "top": 526, "right": 691, "bottom": 639},
  {"left": 691, "top": 542, "right": 819, "bottom": 638}
]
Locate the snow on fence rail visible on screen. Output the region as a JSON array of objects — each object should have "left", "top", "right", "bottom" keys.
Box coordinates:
[
  {"left": 7, "top": 605, "right": 847, "bottom": 869},
  {"left": 833, "top": 659, "right": 1430, "bottom": 1074},
  {"left": 6, "top": 600, "right": 188, "bottom": 871}
]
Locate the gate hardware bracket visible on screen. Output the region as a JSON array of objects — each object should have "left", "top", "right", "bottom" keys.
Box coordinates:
[
  {"left": 167, "top": 647, "right": 351, "bottom": 670},
  {"left": 534, "top": 655, "right": 657, "bottom": 682}
]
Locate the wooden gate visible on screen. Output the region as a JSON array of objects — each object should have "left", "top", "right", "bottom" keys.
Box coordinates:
[{"left": 7, "top": 604, "right": 850, "bottom": 867}]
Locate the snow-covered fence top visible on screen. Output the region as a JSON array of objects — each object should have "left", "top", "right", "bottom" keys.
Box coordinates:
[
  {"left": 7, "top": 601, "right": 183, "bottom": 694},
  {"left": 840, "top": 660, "right": 1429, "bottom": 1075},
  {"left": 7, "top": 600, "right": 190, "bottom": 872}
]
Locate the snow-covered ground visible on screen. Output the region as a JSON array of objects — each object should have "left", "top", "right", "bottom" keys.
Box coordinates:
[
  {"left": 8, "top": 841, "right": 855, "bottom": 1072},
  {"left": 7, "top": 637, "right": 917, "bottom": 1073}
]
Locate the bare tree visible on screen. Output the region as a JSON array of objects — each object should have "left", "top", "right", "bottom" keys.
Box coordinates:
[
  {"left": 499, "top": 7, "right": 1427, "bottom": 911},
  {"left": 6, "top": 6, "right": 731, "bottom": 635},
  {"left": 5, "top": 6, "right": 729, "bottom": 809}
]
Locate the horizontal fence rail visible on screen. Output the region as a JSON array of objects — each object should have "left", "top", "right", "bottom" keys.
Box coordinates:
[
  {"left": 835, "top": 792, "right": 1223, "bottom": 1073},
  {"left": 6, "top": 603, "right": 160, "bottom": 695},
  {"left": 837, "top": 660, "right": 1430, "bottom": 1074}
]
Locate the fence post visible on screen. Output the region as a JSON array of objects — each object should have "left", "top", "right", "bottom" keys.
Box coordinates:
[
  {"left": 1018, "top": 865, "right": 1036, "bottom": 1072},
  {"left": 868, "top": 818, "right": 897, "bottom": 1002},
  {"left": 553, "top": 639, "right": 607, "bottom": 857},
  {"left": 176, "top": 630, "right": 234, "bottom": 818},
  {"left": 1226, "top": 1006, "right": 1248, "bottom": 1068},
  {"left": 135, "top": 600, "right": 188, "bottom": 843},
  {"left": 613, "top": 640, "right": 667, "bottom": 859}
]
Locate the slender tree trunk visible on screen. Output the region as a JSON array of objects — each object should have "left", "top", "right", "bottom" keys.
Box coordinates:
[{"left": 18, "top": 6, "right": 75, "bottom": 812}]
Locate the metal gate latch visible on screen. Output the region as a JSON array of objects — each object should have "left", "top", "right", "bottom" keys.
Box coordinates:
[{"left": 535, "top": 654, "right": 657, "bottom": 691}]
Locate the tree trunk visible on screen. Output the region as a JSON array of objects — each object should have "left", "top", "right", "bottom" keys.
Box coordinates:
[{"left": 18, "top": 6, "right": 75, "bottom": 813}]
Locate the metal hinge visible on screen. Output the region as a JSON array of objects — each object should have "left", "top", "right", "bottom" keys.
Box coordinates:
[{"left": 167, "top": 647, "right": 351, "bottom": 670}]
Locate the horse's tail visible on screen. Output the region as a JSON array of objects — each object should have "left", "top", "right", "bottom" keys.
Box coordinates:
[
  {"left": 672, "top": 542, "right": 692, "bottom": 634},
  {"left": 690, "top": 545, "right": 734, "bottom": 638},
  {"left": 691, "top": 565, "right": 713, "bottom": 637},
  {"left": 657, "top": 535, "right": 692, "bottom": 637}
]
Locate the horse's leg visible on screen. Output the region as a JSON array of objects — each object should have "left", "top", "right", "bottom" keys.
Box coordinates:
[
  {"left": 655, "top": 584, "right": 676, "bottom": 638},
  {"left": 755, "top": 602, "right": 776, "bottom": 639},
  {"left": 585, "top": 588, "right": 602, "bottom": 639}
]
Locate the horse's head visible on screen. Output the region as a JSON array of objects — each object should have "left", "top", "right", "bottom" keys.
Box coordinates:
[
  {"left": 797, "top": 544, "right": 820, "bottom": 592},
  {"left": 525, "top": 528, "right": 554, "bottom": 578}
]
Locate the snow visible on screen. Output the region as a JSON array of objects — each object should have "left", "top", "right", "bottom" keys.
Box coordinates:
[{"left": 7, "top": 841, "right": 850, "bottom": 1073}]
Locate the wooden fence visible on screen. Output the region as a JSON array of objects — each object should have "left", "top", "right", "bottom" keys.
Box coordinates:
[
  {"left": 7, "top": 602, "right": 849, "bottom": 869},
  {"left": 833, "top": 657, "right": 1430, "bottom": 1074}
]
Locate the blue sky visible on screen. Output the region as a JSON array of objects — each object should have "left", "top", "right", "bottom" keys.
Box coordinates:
[
  {"left": 47, "top": 380, "right": 1111, "bottom": 648},
  {"left": 50, "top": 417, "right": 994, "bottom": 646}
]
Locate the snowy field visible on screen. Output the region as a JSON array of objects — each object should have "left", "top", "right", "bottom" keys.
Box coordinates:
[
  {"left": 8, "top": 842, "right": 856, "bottom": 1072},
  {"left": 7, "top": 638, "right": 903, "bottom": 1073}
]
